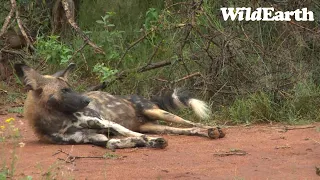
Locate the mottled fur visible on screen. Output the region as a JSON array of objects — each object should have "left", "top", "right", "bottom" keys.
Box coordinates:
[{"left": 15, "top": 63, "right": 225, "bottom": 149}]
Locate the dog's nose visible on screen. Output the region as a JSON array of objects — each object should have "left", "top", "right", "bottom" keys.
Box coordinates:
[{"left": 82, "top": 97, "right": 91, "bottom": 105}]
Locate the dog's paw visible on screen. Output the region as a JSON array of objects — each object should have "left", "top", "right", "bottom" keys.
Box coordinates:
[
  {"left": 208, "top": 127, "right": 226, "bottom": 139},
  {"left": 145, "top": 137, "right": 168, "bottom": 149}
]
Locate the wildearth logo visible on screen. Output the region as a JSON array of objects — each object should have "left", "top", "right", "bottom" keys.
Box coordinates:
[{"left": 221, "top": 7, "right": 314, "bottom": 21}]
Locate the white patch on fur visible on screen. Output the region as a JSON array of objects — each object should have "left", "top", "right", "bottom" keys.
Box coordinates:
[
  {"left": 114, "top": 102, "right": 122, "bottom": 105},
  {"left": 188, "top": 99, "right": 211, "bottom": 120},
  {"left": 172, "top": 89, "right": 186, "bottom": 108},
  {"left": 69, "top": 132, "right": 84, "bottom": 142},
  {"left": 54, "top": 131, "right": 84, "bottom": 143}
]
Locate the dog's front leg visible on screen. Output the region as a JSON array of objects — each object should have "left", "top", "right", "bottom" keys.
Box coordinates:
[
  {"left": 73, "top": 109, "right": 168, "bottom": 148},
  {"left": 49, "top": 130, "right": 154, "bottom": 149},
  {"left": 73, "top": 110, "right": 143, "bottom": 137}
]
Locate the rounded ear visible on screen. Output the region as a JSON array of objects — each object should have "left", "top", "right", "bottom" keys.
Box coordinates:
[
  {"left": 14, "top": 63, "right": 27, "bottom": 80},
  {"left": 14, "top": 63, "right": 44, "bottom": 91},
  {"left": 52, "top": 63, "right": 76, "bottom": 79}
]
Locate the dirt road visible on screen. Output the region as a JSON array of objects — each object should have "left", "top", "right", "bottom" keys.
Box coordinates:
[{"left": 1, "top": 114, "right": 319, "bottom": 179}]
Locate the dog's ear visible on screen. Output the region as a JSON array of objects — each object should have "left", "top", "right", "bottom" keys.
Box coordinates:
[
  {"left": 52, "top": 63, "right": 76, "bottom": 80},
  {"left": 14, "top": 63, "right": 45, "bottom": 91}
]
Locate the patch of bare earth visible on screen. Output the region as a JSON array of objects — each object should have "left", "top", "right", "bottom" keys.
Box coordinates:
[{"left": 0, "top": 114, "right": 319, "bottom": 179}]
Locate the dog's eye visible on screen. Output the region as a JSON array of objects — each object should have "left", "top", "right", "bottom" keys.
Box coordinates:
[{"left": 61, "top": 88, "right": 71, "bottom": 93}]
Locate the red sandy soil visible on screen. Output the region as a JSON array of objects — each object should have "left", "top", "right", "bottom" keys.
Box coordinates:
[{"left": 0, "top": 113, "right": 319, "bottom": 180}]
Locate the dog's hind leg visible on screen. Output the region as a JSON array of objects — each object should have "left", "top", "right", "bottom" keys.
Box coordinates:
[
  {"left": 139, "top": 123, "right": 224, "bottom": 139},
  {"left": 142, "top": 108, "right": 225, "bottom": 138},
  {"left": 143, "top": 108, "right": 209, "bottom": 128}
]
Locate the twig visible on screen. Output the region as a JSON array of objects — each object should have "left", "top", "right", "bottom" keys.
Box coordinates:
[
  {"left": 175, "top": 1, "right": 203, "bottom": 75},
  {"left": 289, "top": 21, "right": 318, "bottom": 34},
  {"left": 0, "top": 89, "right": 8, "bottom": 94},
  {"left": 206, "top": 81, "right": 228, "bottom": 97},
  {"left": 52, "top": 149, "right": 106, "bottom": 163},
  {"left": 15, "top": 2, "right": 35, "bottom": 51},
  {"left": 153, "top": 78, "right": 169, "bottom": 83},
  {"left": 0, "top": 0, "right": 16, "bottom": 38},
  {"left": 61, "top": 0, "right": 104, "bottom": 54},
  {"left": 277, "top": 125, "right": 316, "bottom": 132},
  {"left": 275, "top": 145, "right": 291, "bottom": 149},
  {"left": 153, "top": 72, "right": 201, "bottom": 84},
  {"left": 177, "top": 24, "right": 192, "bottom": 74},
  {"left": 116, "top": 31, "right": 152, "bottom": 68},
  {"left": 145, "top": 41, "right": 163, "bottom": 66},
  {"left": 311, "top": 138, "right": 320, "bottom": 145},
  {"left": 0, "top": 49, "right": 28, "bottom": 58},
  {"left": 69, "top": 41, "right": 88, "bottom": 61},
  {"left": 164, "top": 2, "right": 191, "bottom": 11},
  {"left": 137, "top": 60, "right": 173, "bottom": 73},
  {"left": 88, "top": 59, "right": 177, "bottom": 91},
  {"left": 213, "top": 150, "right": 247, "bottom": 157},
  {"left": 269, "top": 3, "right": 318, "bottom": 34},
  {"left": 34, "top": 58, "right": 47, "bottom": 71},
  {"left": 172, "top": 72, "right": 201, "bottom": 84},
  {"left": 284, "top": 125, "right": 316, "bottom": 130}
]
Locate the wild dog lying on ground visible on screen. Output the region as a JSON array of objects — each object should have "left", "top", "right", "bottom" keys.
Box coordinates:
[{"left": 14, "top": 63, "right": 225, "bottom": 149}]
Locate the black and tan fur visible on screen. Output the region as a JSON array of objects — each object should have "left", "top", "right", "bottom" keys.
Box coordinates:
[{"left": 14, "top": 63, "right": 225, "bottom": 149}]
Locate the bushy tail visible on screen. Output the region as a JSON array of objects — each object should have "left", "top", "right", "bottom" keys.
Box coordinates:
[{"left": 151, "top": 89, "right": 211, "bottom": 119}]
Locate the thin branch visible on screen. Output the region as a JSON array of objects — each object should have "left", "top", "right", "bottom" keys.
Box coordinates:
[
  {"left": 0, "top": 49, "right": 29, "bottom": 58},
  {"left": 312, "top": 138, "right": 320, "bottom": 145},
  {"left": 15, "top": 2, "right": 35, "bottom": 51},
  {"left": 213, "top": 150, "right": 248, "bottom": 157},
  {"left": 283, "top": 125, "right": 315, "bottom": 131},
  {"left": 289, "top": 21, "right": 319, "bottom": 34},
  {"left": 116, "top": 31, "right": 152, "bottom": 68},
  {"left": 69, "top": 41, "right": 88, "bottom": 62},
  {"left": 177, "top": 24, "right": 192, "bottom": 74},
  {"left": 145, "top": 41, "right": 163, "bottom": 66},
  {"left": 61, "top": 0, "right": 105, "bottom": 54},
  {"left": 175, "top": 0, "right": 203, "bottom": 75},
  {"left": 137, "top": 60, "right": 173, "bottom": 73},
  {"left": 172, "top": 72, "right": 201, "bottom": 84},
  {"left": 211, "top": 81, "right": 228, "bottom": 97},
  {"left": 268, "top": 2, "right": 319, "bottom": 34},
  {"left": 0, "top": 89, "right": 8, "bottom": 94},
  {"left": 53, "top": 149, "right": 106, "bottom": 163},
  {"left": 88, "top": 59, "right": 177, "bottom": 91},
  {"left": 274, "top": 125, "right": 316, "bottom": 132},
  {"left": 164, "top": 2, "right": 192, "bottom": 11},
  {"left": 153, "top": 78, "right": 169, "bottom": 83},
  {"left": 153, "top": 72, "right": 201, "bottom": 84},
  {"left": 0, "top": 0, "right": 16, "bottom": 38}
]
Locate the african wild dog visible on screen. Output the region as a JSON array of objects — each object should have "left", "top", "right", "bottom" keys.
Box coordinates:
[{"left": 14, "top": 63, "right": 225, "bottom": 149}]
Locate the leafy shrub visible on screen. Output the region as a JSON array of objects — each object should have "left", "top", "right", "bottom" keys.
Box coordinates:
[
  {"left": 35, "top": 36, "right": 73, "bottom": 65},
  {"left": 93, "top": 63, "right": 118, "bottom": 82}
]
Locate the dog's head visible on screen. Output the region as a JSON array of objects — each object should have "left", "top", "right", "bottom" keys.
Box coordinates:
[{"left": 14, "top": 63, "right": 91, "bottom": 113}]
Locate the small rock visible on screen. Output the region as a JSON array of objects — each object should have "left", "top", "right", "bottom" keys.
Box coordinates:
[
  {"left": 16, "top": 113, "right": 24, "bottom": 118},
  {"left": 316, "top": 166, "right": 320, "bottom": 176}
]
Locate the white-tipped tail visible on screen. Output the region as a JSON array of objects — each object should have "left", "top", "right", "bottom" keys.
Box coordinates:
[{"left": 188, "top": 99, "right": 211, "bottom": 120}]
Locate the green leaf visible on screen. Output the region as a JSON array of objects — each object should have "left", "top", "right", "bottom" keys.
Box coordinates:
[{"left": 96, "top": 20, "right": 105, "bottom": 24}]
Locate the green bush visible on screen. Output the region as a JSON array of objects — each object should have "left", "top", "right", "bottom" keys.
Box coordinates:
[
  {"left": 35, "top": 36, "right": 73, "bottom": 65},
  {"left": 226, "top": 81, "right": 320, "bottom": 124}
]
